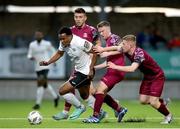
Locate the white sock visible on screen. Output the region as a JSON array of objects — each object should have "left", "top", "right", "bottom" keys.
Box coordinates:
[
  {"left": 47, "top": 84, "right": 57, "bottom": 99},
  {"left": 84, "top": 95, "right": 95, "bottom": 109},
  {"left": 62, "top": 110, "right": 69, "bottom": 115},
  {"left": 36, "top": 87, "right": 44, "bottom": 105},
  {"left": 62, "top": 93, "right": 81, "bottom": 108}
]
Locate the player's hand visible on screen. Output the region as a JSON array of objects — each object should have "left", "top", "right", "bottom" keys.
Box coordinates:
[
  {"left": 93, "top": 46, "right": 104, "bottom": 53},
  {"left": 107, "top": 62, "right": 117, "bottom": 69},
  {"left": 100, "top": 52, "right": 110, "bottom": 58},
  {"left": 39, "top": 61, "right": 49, "bottom": 66}
]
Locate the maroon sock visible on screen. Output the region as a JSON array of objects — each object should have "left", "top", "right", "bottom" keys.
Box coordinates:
[
  {"left": 157, "top": 103, "right": 170, "bottom": 116},
  {"left": 104, "top": 94, "right": 121, "bottom": 112},
  {"left": 93, "top": 93, "right": 105, "bottom": 117}
]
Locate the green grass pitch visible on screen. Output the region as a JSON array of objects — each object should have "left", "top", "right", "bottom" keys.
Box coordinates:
[{"left": 0, "top": 100, "right": 180, "bottom": 128}]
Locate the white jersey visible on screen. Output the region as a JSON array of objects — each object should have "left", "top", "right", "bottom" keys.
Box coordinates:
[
  {"left": 58, "top": 34, "right": 93, "bottom": 75},
  {"left": 27, "top": 39, "right": 56, "bottom": 71}
]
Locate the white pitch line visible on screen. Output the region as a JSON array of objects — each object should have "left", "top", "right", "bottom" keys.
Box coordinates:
[{"left": 0, "top": 117, "right": 180, "bottom": 120}]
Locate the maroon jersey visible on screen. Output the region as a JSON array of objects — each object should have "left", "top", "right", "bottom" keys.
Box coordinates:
[
  {"left": 71, "top": 24, "right": 98, "bottom": 43},
  {"left": 106, "top": 34, "right": 124, "bottom": 66},
  {"left": 125, "top": 47, "right": 164, "bottom": 80},
  {"left": 101, "top": 34, "right": 125, "bottom": 89}
]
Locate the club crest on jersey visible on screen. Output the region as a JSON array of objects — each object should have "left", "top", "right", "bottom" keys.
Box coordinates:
[
  {"left": 83, "top": 33, "right": 88, "bottom": 38},
  {"left": 84, "top": 41, "right": 90, "bottom": 49}
]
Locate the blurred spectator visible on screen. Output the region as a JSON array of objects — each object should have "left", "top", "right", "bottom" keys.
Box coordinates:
[
  {"left": 136, "top": 26, "right": 151, "bottom": 49},
  {"left": 167, "top": 34, "right": 180, "bottom": 50},
  {"left": 14, "top": 35, "right": 29, "bottom": 48},
  {"left": 0, "top": 34, "right": 55, "bottom": 49},
  {"left": 149, "top": 28, "right": 168, "bottom": 50},
  {"left": 0, "top": 34, "right": 13, "bottom": 48}
]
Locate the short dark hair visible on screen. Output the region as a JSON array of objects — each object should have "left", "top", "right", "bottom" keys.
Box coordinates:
[
  {"left": 58, "top": 26, "right": 72, "bottom": 35},
  {"left": 74, "top": 8, "right": 86, "bottom": 14},
  {"left": 97, "top": 21, "right": 110, "bottom": 28}
]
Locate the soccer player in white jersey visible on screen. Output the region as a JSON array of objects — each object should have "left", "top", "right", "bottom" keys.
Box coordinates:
[
  {"left": 40, "top": 27, "right": 98, "bottom": 120},
  {"left": 27, "top": 30, "right": 59, "bottom": 109}
]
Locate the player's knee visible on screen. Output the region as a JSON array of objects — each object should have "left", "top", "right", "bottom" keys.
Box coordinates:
[
  {"left": 59, "top": 87, "right": 65, "bottom": 96},
  {"left": 149, "top": 99, "right": 159, "bottom": 107},
  {"left": 80, "top": 92, "right": 89, "bottom": 100}
]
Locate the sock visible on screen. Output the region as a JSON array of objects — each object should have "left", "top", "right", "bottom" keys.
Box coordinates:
[
  {"left": 47, "top": 84, "right": 58, "bottom": 99},
  {"left": 157, "top": 102, "right": 170, "bottom": 116},
  {"left": 62, "top": 110, "right": 69, "bottom": 115},
  {"left": 84, "top": 95, "right": 95, "bottom": 109},
  {"left": 64, "top": 89, "right": 75, "bottom": 111},
  {"left": 62, "top": 93, "right": 81, "bottom": 108},
  {"left": 104, "top": 94, "right": 121, "bottom": 112},
  {"left": 93, "top": 93, "right": 105, "bottom": 117},
  {"left": 36, "top": 87, "right": 44, "bottom": 105}
]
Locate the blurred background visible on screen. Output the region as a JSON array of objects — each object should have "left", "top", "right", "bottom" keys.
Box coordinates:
[{"left": 0, "top": 0, "right": 180, "bottom": 100}]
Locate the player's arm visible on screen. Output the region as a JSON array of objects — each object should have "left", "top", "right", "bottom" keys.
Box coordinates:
[
  {"left": 93, "top": 45, "right": 122, "bottom": 53},
  {"left": 94, "top": 61, "right": 107, "bottom": 70},
  {"left": 107, "top": 62, "right": 139, "bottom": 72},
  {"left": 27, "top": 44, "right": 35, "bottom": 60},
  {"left": 100, "top": 51, "right": 121, "bottom": 58},
  {"left": 39, "top": 50, "right": 64, "bottom": 66}
]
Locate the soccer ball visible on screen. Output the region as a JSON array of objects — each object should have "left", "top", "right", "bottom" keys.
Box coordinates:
[{"left": 27, "top": 111, "right": 43, "bottom": 125}]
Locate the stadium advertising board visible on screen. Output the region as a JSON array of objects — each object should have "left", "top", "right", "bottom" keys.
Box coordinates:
[{"left": 0, "top": 49, "right": 65, "bottom": 79}]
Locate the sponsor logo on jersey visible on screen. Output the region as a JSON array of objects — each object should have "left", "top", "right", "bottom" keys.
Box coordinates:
[{"left": 83, "top": 33, "right": 88, "bottom": 38}]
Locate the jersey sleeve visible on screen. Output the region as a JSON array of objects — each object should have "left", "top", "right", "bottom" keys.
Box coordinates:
[
  {"left": 58, "top": 42, "right": 65, "bottom": 51},
  {"left": 134, "top": 49, "right": 145, "bottom": 64},
  {"left": 110, "top": 35, "right": 121, "bottom": 46},
  {"left": 79, "top": 40, "right": 93, "bottom": 52},
  {"left": 91, "top": 28, "right": 99, "bottom": 42}
]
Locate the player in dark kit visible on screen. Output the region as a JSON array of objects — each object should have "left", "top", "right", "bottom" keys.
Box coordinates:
[{"left": 94, "top": 34, "right": 172, "bottom": 124}]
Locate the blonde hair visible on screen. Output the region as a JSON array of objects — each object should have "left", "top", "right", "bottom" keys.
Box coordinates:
[{"left": 122, "top": 35, "right": 136, "bottom": 43}]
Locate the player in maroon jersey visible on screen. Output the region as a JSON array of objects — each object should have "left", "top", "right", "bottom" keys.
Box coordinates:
[
  {"left": 83, "top": 21, "right": 127, "bottom": 123},
  {"left": 52, "top": 8, "right": 106, "bottom": 121},
  {"left": 94, "top": 34, "right": 172, "bottom": 124}
]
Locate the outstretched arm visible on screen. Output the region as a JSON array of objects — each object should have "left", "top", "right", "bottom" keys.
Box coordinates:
[
  {"left": 39, "top": 50, "right": 64, "bottom": 66},
  {"left": 94, "top": 61, "right": 107, "bottom": 70},
  {"left": 93, "top": 44, "right": 123, "bottom": 53},
  {"left": 107, "top": 62, "right": 139, "bottom": 72},
  {"left": 100, "top": 51, "right": 122, "bottom": 58}
]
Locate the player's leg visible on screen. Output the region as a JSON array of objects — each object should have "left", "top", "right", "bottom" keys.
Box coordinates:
[
  {"left": 68, "top": 72, "right": 92, "bottom": 120},
  {"left": 53, "top": 81, "right": 85, "bottom": 120},
  {"left": 102, "top": 73, "right": 127, "bottom": 122},
  {"left": 139, "top": 78, "right": 172, "bottom": 124},
  {"left": 84, "top": 73, "right": 127, "bottom": 123},
  {"left": 42, "top": 70, "right": 59, "bottom": 107},
  {"left": 149, "top": 78, "right": 172, "bottom": 124},
  {"left": 104, "top": 94, "right": 127, "bottom": 122},
  {"left": 52, "top": 76, "right": 75, "bottom": 120},
  {"left": 33, "top": 70, "right": 45, "bottom": 109}
]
